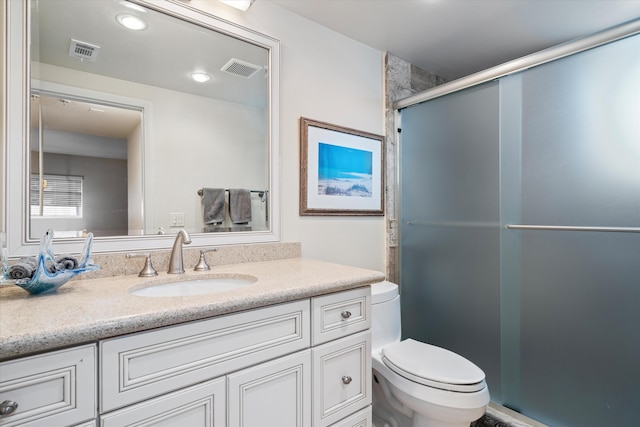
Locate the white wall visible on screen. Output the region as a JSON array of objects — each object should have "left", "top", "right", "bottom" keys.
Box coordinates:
[{"left": 187, "top": 1, "right": 387, "bottom": 272}]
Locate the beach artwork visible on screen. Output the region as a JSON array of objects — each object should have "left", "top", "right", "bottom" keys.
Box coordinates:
[
  {"left": 317, "top": 143, "right": 373, "bottom": 198},
  {"left": 300, "top": 117, "right": 384, "bottom": 215}
]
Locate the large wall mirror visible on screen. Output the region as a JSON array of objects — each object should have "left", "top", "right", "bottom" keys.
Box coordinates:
[{"left": 3, "top": 0, "right": 280, "bottom": 257}]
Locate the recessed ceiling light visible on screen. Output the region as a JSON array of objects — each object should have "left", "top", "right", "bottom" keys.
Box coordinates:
[
  {"left": 190, "top": 72, "right": 211, "bottom": 83},
  {"left": 116, "top": 14, "right": 147, "bottom": 31}
]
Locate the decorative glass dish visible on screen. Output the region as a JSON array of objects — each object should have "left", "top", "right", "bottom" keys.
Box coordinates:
[{"left": 7, "top": 230, "right": 99, "bottom": 295}]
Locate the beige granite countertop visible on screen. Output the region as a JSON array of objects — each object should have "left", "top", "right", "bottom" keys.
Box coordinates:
[{"left": 0, "top": 258, "right": 385, "bottom": 361}]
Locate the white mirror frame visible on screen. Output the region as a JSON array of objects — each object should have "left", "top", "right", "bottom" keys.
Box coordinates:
[{"left": 2, "top": 0, "right": 280, "bottom": 258}]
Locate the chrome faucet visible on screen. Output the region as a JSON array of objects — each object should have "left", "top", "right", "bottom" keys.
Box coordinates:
[{"left": 168, "top": 229, "right": 192, "bottom": 274}]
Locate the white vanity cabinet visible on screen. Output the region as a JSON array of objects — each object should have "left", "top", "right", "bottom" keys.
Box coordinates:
[
  {"left": 0, "top": 345, "right": 96, "bottom": 427},
  {"left": 0, "top": 286, "right": 372, "bottom": 427}
]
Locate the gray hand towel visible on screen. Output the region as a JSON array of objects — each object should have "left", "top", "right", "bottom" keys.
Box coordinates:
[
  {"left": 202, "top": 188, "right": 226, "bottom": 225},
  {"left": 8, "top": 256, "right": 58, "bottom": 280},
  {"left": 229, "top": 189, "right": 252, "bottom": 224},
  {"left": 56, "top": 256, "right": 79, "bottom": 270},
  {"left": 8, "top": 257, "right": 38, "bottom": 280}
]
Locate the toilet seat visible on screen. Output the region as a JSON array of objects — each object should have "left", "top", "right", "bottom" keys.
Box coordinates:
[{"left": 381, "top": 339, "right": 486, "bottom": 393}]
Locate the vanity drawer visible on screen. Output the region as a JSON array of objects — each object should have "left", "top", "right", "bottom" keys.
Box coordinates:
[
  {"left": 312, "top": 330, "right": 371, "bottom": 427},
  {"left": 0, "top": 344, "right": 96, "bottom": 427},
  {"left": 100, "top": 299, "right": 309, "bottom": 412},
  {"left": 330, "top": 406, "right": 372, "bottom": 427},
  {"left": 312, "top": 287, "right": 371, "bottom": 345},
  {"left": 100, "top": 377, "right": 225, "bottom": 427}
]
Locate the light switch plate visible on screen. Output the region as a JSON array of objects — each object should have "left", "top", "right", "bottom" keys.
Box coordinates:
[{"left": 170, "top": 212, "right": 185, "bottom": 227}]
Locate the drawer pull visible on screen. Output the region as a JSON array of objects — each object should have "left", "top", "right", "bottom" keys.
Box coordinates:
[
  {"left": 341, "top": 310, "right": 352, "bottom": 319},
  {"left": 0, "top": 400, "right": 18, "bottom": 417},
  {"left": 341, "top": 375, "right": 352, "bottom": 385}
]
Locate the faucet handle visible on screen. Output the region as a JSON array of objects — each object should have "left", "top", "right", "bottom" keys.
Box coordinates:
[
  {"left": 126, "top": 253, "right": 158, "bottom": 277},
  {"left": 194, "top": 248, "right": 218, "bottom": 271}
]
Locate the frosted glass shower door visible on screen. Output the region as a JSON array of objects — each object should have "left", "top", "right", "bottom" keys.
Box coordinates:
[
  {"left": 399, "top": 32, "right": 640, "bottom": 427},
  {"left": 500, "top": 34, "right": 640, "bottom": 426},
  {"left": 399, "top": 81, "right": 502, "bottom": 400},
  {"left": 399, "top": 35, "right": 640, "bottom": 427}
]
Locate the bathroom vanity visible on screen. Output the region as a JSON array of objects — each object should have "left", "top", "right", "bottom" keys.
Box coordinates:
[{"left": 0, "top": 258, "right": 384, "bottom": 427}]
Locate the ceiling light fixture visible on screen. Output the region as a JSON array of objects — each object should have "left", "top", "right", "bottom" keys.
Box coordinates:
[
  {"left": 190, "top": 72, "right": 212, "bottom": 83},
  {"left": 116, "top": 14, "right": 147, "bottom": 31},
  {"left": 219, "top": 0, "right": 255, "bottom": 11}
]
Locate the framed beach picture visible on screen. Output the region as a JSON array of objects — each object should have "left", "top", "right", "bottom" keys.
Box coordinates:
[{"left": 300, "top": 117, "right": 384, "bottom": 216}]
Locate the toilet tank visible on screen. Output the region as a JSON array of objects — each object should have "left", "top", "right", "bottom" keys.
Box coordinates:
[{"left": 371, "top": 281, "right": 402, "bottom": 352}]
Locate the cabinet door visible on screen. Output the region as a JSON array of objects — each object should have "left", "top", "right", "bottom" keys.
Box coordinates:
[
  {"left": 228, "top": 350, "right": 311, "bottom": 427},
  {"left": 0, "top": 345, "right": 96, "bottom": 427},
  {"left": 312, "top": 331, "right": 371, "bottom": 427},
  {"left": 99, "top": 377, "right": 225, "bottom": 427}
]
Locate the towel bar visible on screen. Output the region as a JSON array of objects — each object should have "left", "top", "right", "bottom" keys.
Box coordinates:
[
  {"left": 197, "top": 188, "right": 267, "bottom": 198},
  {"left": 505, "top": 225, "right": 640, "bottom": 233}
]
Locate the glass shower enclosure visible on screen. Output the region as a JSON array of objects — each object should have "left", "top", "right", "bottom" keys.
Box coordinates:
[{"left": 398, "top": 31, "right": 640, "bottom": 426}]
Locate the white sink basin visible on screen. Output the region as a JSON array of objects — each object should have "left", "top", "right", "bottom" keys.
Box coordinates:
[{"left": 130, "top": 275, "right": 257, "bottom": 297}]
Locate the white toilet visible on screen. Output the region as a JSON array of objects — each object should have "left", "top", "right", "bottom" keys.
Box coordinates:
[{"left": 371, "top": 281, "right": 490, "bottom": 427}]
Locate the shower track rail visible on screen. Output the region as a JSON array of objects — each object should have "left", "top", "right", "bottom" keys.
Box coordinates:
[
  {"left": 394, "top": 18, "right": 640, "bottom": 109},
  {"left": 406, "top": 222, "right": 640, "bottom": 233},
  {"left": 505, "top": 225, "right": 640, "bottom": 233},
  {"left": 406, "top": 220, "right": 499, "bottom": 228}
]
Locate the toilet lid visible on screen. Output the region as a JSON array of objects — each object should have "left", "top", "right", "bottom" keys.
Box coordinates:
[{"left": 381, "top": 339, "right": 486, "bottom": 393}]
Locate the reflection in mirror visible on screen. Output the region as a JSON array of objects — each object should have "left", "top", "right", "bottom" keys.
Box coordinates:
[
  {"left": 30, "top": 92, "right": 143, "bottom": 239},
  {"left": 26, "top": 0, "right": 273, "bottom": 245}
]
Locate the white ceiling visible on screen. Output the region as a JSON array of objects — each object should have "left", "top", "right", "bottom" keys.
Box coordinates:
[
  {"left": 33, "top": 0, "right": 269, "bottom": 107},
  {"left": 31, "top": 0, "right": 270, "bottom": 139},
  {"left": 271, "top": 0, "right": 640, "bottom": 81}
]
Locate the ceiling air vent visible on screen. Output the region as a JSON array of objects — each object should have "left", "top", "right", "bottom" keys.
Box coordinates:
[
  {"left": 68, "top": 39, "right": 101, "bottom": 62},
  {"left": 220, "top": 58, "right": 262, "bottom": 78}
]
